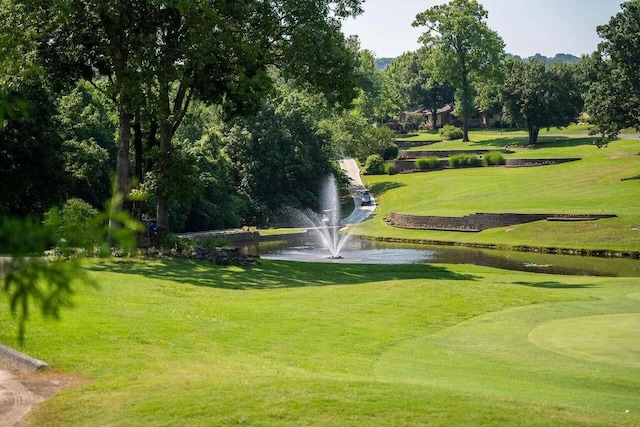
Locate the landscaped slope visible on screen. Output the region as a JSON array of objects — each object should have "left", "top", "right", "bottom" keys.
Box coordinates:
[{"left": 356, "top": 133, "right": 640, "bottom": 252}]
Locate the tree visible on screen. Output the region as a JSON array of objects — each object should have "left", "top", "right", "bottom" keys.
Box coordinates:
[
  {"left": 580, "top": 54, "right": 629, "bottom": 145},
  {"left": 57, "top": 80, "right": 117, "bottom": 207},
  {"left": 582, "top": 0, "right": 640, "bottom": 143},
  {"left": 501, "top": 59, "right": 582, "bottom": 144},
  {"left": 22, "top": 0, "right": 364, "bottom": 230},
  {"left": 0, "top": 78, "right": 70, "bottom": 215},
  {"left": 224, "top": 84, "right": 337, "bottom": 224},
  {"left": 413, "top": 0, "right": 505, "bottom": 141},
  {"left": 381, "top": 48, "right": 455, "bottom": 128}
]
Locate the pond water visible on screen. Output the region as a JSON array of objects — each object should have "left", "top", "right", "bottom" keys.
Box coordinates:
[{"left": 239, "top": 234, "right": 640, "bottom": 277}]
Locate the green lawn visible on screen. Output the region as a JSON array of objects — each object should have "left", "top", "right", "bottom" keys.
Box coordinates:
[
  {"left": 397, "top": 124, "right": 638, "bottom": 146},
  {"left": 2, "top": 131, "right": 639, "bottom": 426},
  {"left": 358, "top": 135, "right": 640, "bottom": 252},
  {"left": 2, "top": 258, "right": 639, "bottom": 426}
]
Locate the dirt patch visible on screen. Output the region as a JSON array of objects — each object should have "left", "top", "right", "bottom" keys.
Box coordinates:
[
  {"left": 0, "top": 362, "right": 79, "bottom": 426},
  {"left": 609, "top": 153, "right": 637, "bottom": 159}
]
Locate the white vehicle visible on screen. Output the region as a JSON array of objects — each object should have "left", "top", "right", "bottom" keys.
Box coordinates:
[{"left": 360, "top": 190, "right": 372, "bottom": 206}]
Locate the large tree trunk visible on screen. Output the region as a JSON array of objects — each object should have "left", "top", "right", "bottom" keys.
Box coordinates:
[
  {"left": 156, "top": 123, "right": 172, "bottom": 231},
  {"left": 131, "top": 120, "right": 144, "bottom": 221},
  {"left": 528, "top": 126, "right": 540, "bottom": 145},
  {"left": 155, "top": 82, "right": 173, "bottom": 231},
  {"left": 115, "top": 106, "right": 132, "bottom": 199},
  {"left": 155, "top": 79, "right": 191, "bottom": 231},
  {"left": 461, "top": 63, "right": 470, "bottom": 142},
  {"left": 430, "top": 107, "right": 438, "bottom": 129},
  {"left": 133, "top": 120, "right": 143, "bottom": 183}
]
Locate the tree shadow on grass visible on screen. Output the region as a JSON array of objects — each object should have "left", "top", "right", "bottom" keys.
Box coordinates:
[
  {"left": 369, "top": 181, "right": 405, "bottom": 197},
  {"left": 87, "top": 258, "right": 478, "bottom": 291},
  {"left": 513, "top": 281, "right": 595, "bottom": 289},
  {"left": 468, "top": 136, "right": 525, "bottom": 148},
  {"left": 528, "top": 136, "right": 599, "bottom": 149},
  {"left": 469, "top": 136, "right": 597, "bottom": 150}
]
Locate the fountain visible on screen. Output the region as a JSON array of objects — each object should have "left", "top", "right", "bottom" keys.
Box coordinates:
[
  {"left": 313, "top": 175, "right": 354, "bottom": 258},
  {"left": 262, "top": 174, "right": 435, "bottom": 264}
]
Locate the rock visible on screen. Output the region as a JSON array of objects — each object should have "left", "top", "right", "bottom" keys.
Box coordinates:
[{"left": 189, "top": 245, "right": 260, "bottom": 265}]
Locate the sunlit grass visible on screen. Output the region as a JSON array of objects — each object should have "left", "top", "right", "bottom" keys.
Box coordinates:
[
  {"left": 1, "top": 258, "right": 639, "bottom": 426},
  {"left": 357, "top": 137, "right": 640, "bottom": 252}
]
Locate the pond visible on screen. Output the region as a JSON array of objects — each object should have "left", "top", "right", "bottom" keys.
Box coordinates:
[{"left": 239, "top": 233, "right": 640, "bottom": 277}]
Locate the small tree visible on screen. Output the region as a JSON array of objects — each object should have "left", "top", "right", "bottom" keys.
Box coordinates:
[
  {"left": 364, "top": 154, "right": 385, "bottom": 175},
  {"left": 501, "top": 60, "right": 582, "bottom": 144}
]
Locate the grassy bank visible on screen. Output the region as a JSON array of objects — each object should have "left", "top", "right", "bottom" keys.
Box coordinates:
[
  {"left": 356, "top": 134, "right": 640, "bottom": 253},
  {"left": 1, "top": 258, "right": 639, "bottom": 426}
]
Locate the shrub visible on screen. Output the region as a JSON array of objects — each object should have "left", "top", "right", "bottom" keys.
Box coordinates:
[
  {"left": 162, "top": 234, "right": 195, "bottom": 252},
  {"left": 484, "top": 152, "right": 505, "bottom": 166},
  {"left": 415, "top": 156, "right": 441, "bottom": 171},
  {"left": 384, "top": 163, "right": 397, "bottom": 175},
  {"left": 382, "top": 144, "right": 399, "bottom": 160},
  {"left": 364, "top": 154, "right": 385, "bottom": 175},
  {"left": 449, "top": 154, "right": 482, "bottom": 168},
  {"left": 199, "top": 236, "right": 232, "bottom": 250},
  {"left": 43, "top": 198, "right": 98, "bottom": 248},
  {"left": 439, "top": 124, "right": 464, "bottom": 141}
]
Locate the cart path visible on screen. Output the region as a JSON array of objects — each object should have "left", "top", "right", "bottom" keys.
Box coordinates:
[
  {"left": 339, "top": 157, "right": 376, "bottom": 225},
  {"left": 0, "top": 362, "right": 77, "bottom": 426}
]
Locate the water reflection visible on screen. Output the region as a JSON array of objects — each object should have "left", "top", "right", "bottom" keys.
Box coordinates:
[{"left": 240, "top": 234, "right": 640, "bottom": 277}]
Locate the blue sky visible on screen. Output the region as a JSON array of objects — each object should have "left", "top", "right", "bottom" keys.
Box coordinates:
[{"left": 341, "top": 0, "right": 624, "bottom": 58}]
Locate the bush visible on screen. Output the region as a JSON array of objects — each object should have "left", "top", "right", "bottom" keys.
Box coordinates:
[
  {"left": 415, "top": 156, "right": 441, "bottom": 171},
  {"left": 382, "top": 144, "right": 399, "bottom": 160},
  {"left": 439, "top": 124, "right": 464, "bottom": 141},
  {"left": 199, "top": 236, "right": 233, "bottom": 250},
  {"left": 43, "top": 198, "right": 98, "bottom": 248},
  {"left": 161, "top": 234, "right": 198, "bottom": 253},
  {"left": 364, "top": 154, "right": 385, "bottom": 175},
  {"left": 483, "top": 152, "right": 505, "bottom": 166},
  {"left": 384, "top": 163, "right": 397, "bottom": 175},
  {"left": 449, "top": 154, "right": 482, "bottom": 168}
]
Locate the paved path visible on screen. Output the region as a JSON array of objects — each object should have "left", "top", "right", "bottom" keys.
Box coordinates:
[{"left": 339, "top": 158, "right": 376, "bottom": 225}]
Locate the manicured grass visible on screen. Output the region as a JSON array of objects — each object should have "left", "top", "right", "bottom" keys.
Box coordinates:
[
  {"left": 359, "top": 135, "right": 640, "bottom": 252},
  {"left": 2, "top": 258, "right": 640, "bottom": 426},
  {"left": 258, "top": 227, "right": 306, "bottom": 236}
]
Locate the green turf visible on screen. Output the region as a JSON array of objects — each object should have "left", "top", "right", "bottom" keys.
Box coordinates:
[
  {"left": 356, "top": 135, "right": 640, "bottom": 252},
  {"left": 1, "top": 258, "right": 639, "bottom": 426}
]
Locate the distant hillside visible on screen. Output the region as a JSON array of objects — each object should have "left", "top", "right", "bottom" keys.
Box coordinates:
[
  {"left": 374, "top": 57, "right": 395, "bottom": 70},
  {"left": 505, "top": 53, "right": 581, "bottom": 64},
  {"left": 375, "top": 53, "right": 581, "bottom": 70}
]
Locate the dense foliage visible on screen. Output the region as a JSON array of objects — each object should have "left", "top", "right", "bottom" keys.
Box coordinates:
[
  {"left": 224, "top": 85, "right": 337, "bottom": 224},
  {"left": 0, "top": 0, "right": 638, "bottom": 232},
  {"left": 501, "top": 60, "right": 583, "bottom": 144},
  {"left": 582, "top": 0, "right": 640, "bottom": 143}
]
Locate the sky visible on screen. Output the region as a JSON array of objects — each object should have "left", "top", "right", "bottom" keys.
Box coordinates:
[{"left": 341, "top": 0, "right": 625, "bottom": 58}]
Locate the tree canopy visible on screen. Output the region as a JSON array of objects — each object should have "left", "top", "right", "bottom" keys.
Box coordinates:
[
  {"left": 502, "top": 60, "right": 583, "bottom": 144},
  {"left": 582, "top": 0, "right": 640, "bottom": 143},
  {"left": 413, "top": 0, "right": 505, "bottom": 141},
  {"left": 19, "top": 0, "right": 364, "bottom": 229},
  {"left": 381, "top": 48, "right": 455, "bottom": 130}
]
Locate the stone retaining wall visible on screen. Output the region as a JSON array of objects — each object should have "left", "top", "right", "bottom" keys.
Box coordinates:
[
  {"left": 391, "top": 157, "right": 581, "bottom": 173},
  {"left": 397, "top": 149, "right": 513, "bottom": 159},
  {"left": 395, "top": 140, "right": 439, "bottom": 149},
  {"left": 504, "top": 158, "right": 581, "bottom": 167},
  {"left": 387, "top": 212, "right": 617, "bottom": 232}
]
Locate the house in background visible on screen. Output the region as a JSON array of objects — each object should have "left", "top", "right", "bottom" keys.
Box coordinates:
[
  {"left": 423, "top": 104, "right": 454, "bottom": 129},
  {"left": 401, "top": 103, "right": 501, "bottom": 130}
]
